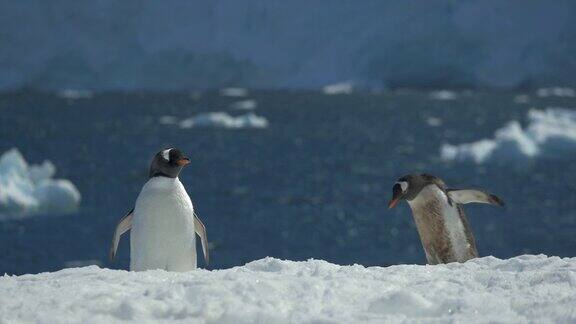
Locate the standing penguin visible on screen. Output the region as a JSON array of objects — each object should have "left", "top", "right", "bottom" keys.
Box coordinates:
[
  {"left": 109, "top": 148, "right": 209, "bottom": 271},
  {"left": 388, "top": 174, "right": 504, "bottom": 265}
]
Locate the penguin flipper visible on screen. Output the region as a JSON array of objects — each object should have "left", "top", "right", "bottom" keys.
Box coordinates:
[
  {"left": 447, "top": 189, "right": 505, "bottom": 207},
  {"left": 109, "top": 209, "right": 134, "bottom": 261},
  {"left": 193, "top": 212, "right": 210, "bottom": 266}
]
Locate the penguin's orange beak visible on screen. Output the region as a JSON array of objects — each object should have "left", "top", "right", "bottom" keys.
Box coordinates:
[
  {"left": 388, "top": 197, "right": 400, "bottom": 209},
  {"left": 388, "top": 184, "right": 403, "bottom": 209},
  {"left": 176, "top": 157, "right": 191, "bottom": 166}
]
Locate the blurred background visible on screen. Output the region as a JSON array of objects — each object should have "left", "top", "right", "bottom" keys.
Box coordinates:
[{"left": 1, "top": 1, "right": 575, "bottom": 275}]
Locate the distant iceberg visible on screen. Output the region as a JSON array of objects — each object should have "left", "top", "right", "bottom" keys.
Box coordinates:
[
  {"left": 160, "top": 112, "right": 268, "bottom": 129},
  {"left": 57, "top": 89, "right": 93, "bottom": 100},
  {"left": 536, "top": 87, "right": 575, "bottom": 98},
  {"left": 322, "top": 82, "right": 354, "bottom": 95},
  {"left": 0, "top": 149, "right": 81, "bottom": 219},
  {"left": 219, "top": 88, "right": 248, "bottom": 97},
  {"left": 229, "top": 99, "right": 257, "bottom": 110},
  {"left": 429, "top": 90, "right": 457, "bottom": 101},
  {"left": 441, "top": 108, "right": 576, "bottom": 164}
]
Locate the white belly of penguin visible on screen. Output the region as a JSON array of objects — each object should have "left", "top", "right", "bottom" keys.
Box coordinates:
[
  {"left": 408, "top": 185, "right": 470, "bottom": 263},
  {"left": 130, "top": 177, "right": 197, "bottom": 271}
]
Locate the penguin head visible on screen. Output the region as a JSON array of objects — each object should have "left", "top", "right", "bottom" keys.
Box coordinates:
[
  {"left": 149, "top": 148, "right": 191, "bottom": 178},
  {"left": 388, "top": 174, "right": 440, "bottom": 208}
]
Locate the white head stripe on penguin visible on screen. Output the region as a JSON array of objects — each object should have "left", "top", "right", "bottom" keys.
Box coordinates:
[
  {"left": 161, "top": 149, "right": 172, "bottom": 161},
  {"left": 396, "top": 181, "right": 408, "bottom": 193}
]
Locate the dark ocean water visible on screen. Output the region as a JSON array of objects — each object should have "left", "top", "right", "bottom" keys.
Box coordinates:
[{"left": 0, "top": 89, "right": 575, "bottom": 275}]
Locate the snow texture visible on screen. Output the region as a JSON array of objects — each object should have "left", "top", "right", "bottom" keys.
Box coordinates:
[
  {"left": 441, "top": 108, "right": 576, "bottom": 164},
  {"left": 1, "top": 255, "right": 575, "bottom": 323},
  {"left": 1, "top": 1, "right": 575, "bottom": 90},
  {"left": 0, "top": 148, "right": 81, "bottom": 219}
]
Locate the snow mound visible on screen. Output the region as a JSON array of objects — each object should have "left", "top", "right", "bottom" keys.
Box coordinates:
[
  {"left": 175, "top": 112, "right": 268, "bottom": 129},
  {"left": 441, "top": 108, "right": 576, "bottom": 164},
  {"left": 1, "top": 255, "right": 575, "bottom": 323},
  {"left": 322, "top": 82, "right": 354, "bottom": 95},
  {"left": 0, "top": 149, "right": 81, "bottom": 219}
]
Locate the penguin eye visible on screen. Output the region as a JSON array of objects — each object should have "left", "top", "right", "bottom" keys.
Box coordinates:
[{"left": 396, "top": 181, "right": 408, "bottom": 193}]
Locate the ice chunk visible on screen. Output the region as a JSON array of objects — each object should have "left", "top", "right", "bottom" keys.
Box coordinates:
[
  {"left": 158, "top": 116, "right": 178, "bottom": 125},
  {"left": 178, "top": 112, "right": 268, "bottom": 129},
  {"left": 426, "top": 117, "right": 443, "bottom": 127},
  {"left": 430, "top": 90, "right": 457, "bottom": 100},
  {"left": 57, "top": 89, "right": 93, "bottom": 99},
  {"left": 322, "top": 82, "right": 354, "bottom": 95},
  {"left": 441, "top": 140, "right": 498, "bottom": 164},
  {"left": 0, "top": 149, "right": 81, "bottom": 219},
  {"left": 220, "top": 88, "right": 248, "bottom": 97},
  {"left": 230, "top": 99, "right": 257, "bottom": 110},
  {"left": 441, "top": 108, "right": 576, "bottom": 164},
  {"left": 536, "top": 88, "right": 575, "bottom": 98},
  {"left": 513, "top": 94, "right": 530, "bottom": 104}
]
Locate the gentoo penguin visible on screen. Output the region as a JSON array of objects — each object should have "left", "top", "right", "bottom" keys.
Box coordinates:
[
  {"left": 388, "top": 174, "right": 504, "bottom": 265},
  {"left": 109, "top": 148, "right": 209, "bottom": 271}
]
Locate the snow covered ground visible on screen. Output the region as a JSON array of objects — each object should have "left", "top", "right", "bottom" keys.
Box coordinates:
[
  {"left": 1, "top": 255, "right": 575, "bottom": 323},
  {"left": 160, "top": 112, "right": 269, "bottom": 129},
  {"left": 0, "top": 148, "right": 81, "bottom": 219},
  {"left": 441, "top": 108, "right": 576, "bottom": 164}
]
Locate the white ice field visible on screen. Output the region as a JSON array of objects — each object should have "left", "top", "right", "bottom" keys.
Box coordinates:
[{"left": 1, "top": 255, "right": 575, "bottom": 323}]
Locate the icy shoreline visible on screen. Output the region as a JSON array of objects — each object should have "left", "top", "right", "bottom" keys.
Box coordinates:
[{"left": 1, "top": 255, "right": 575, "bottom": 323}]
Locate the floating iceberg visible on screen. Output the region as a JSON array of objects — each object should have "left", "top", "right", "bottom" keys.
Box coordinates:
[
  {"left": 430, "top": 90, "right": 457, "bottom": 100},
  {"left": 536, "top": 87, "right": 575, "bottom": 98},
  {"left": 322, "top": 82, "right": 354, "bottom": 95},
  {"left": 1, "top": 255, "right": 575, "bottom": 322},
  {"left": 57, "top": 89, "right": 93, "bottom": 99},
  {"left": 178, "top": 112, "right": 268, "bottom": 129},
  {"left": 513, "top": 94, "right": 530, "bottom": 104},
  {"left": 229, "top": 99, "right": 257, "bottom": 110},
  {"left": 441, "top": 108, "right": 576, "bottom": 164},
  {"left": 219, "top": 88, "right": 248, "bottom": 97},
  {"left": 0, "top": 149, "right": 81, "bottom": 219},
  {"left": 158, "top": 115, "right": 178, "bottom": 125}
]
